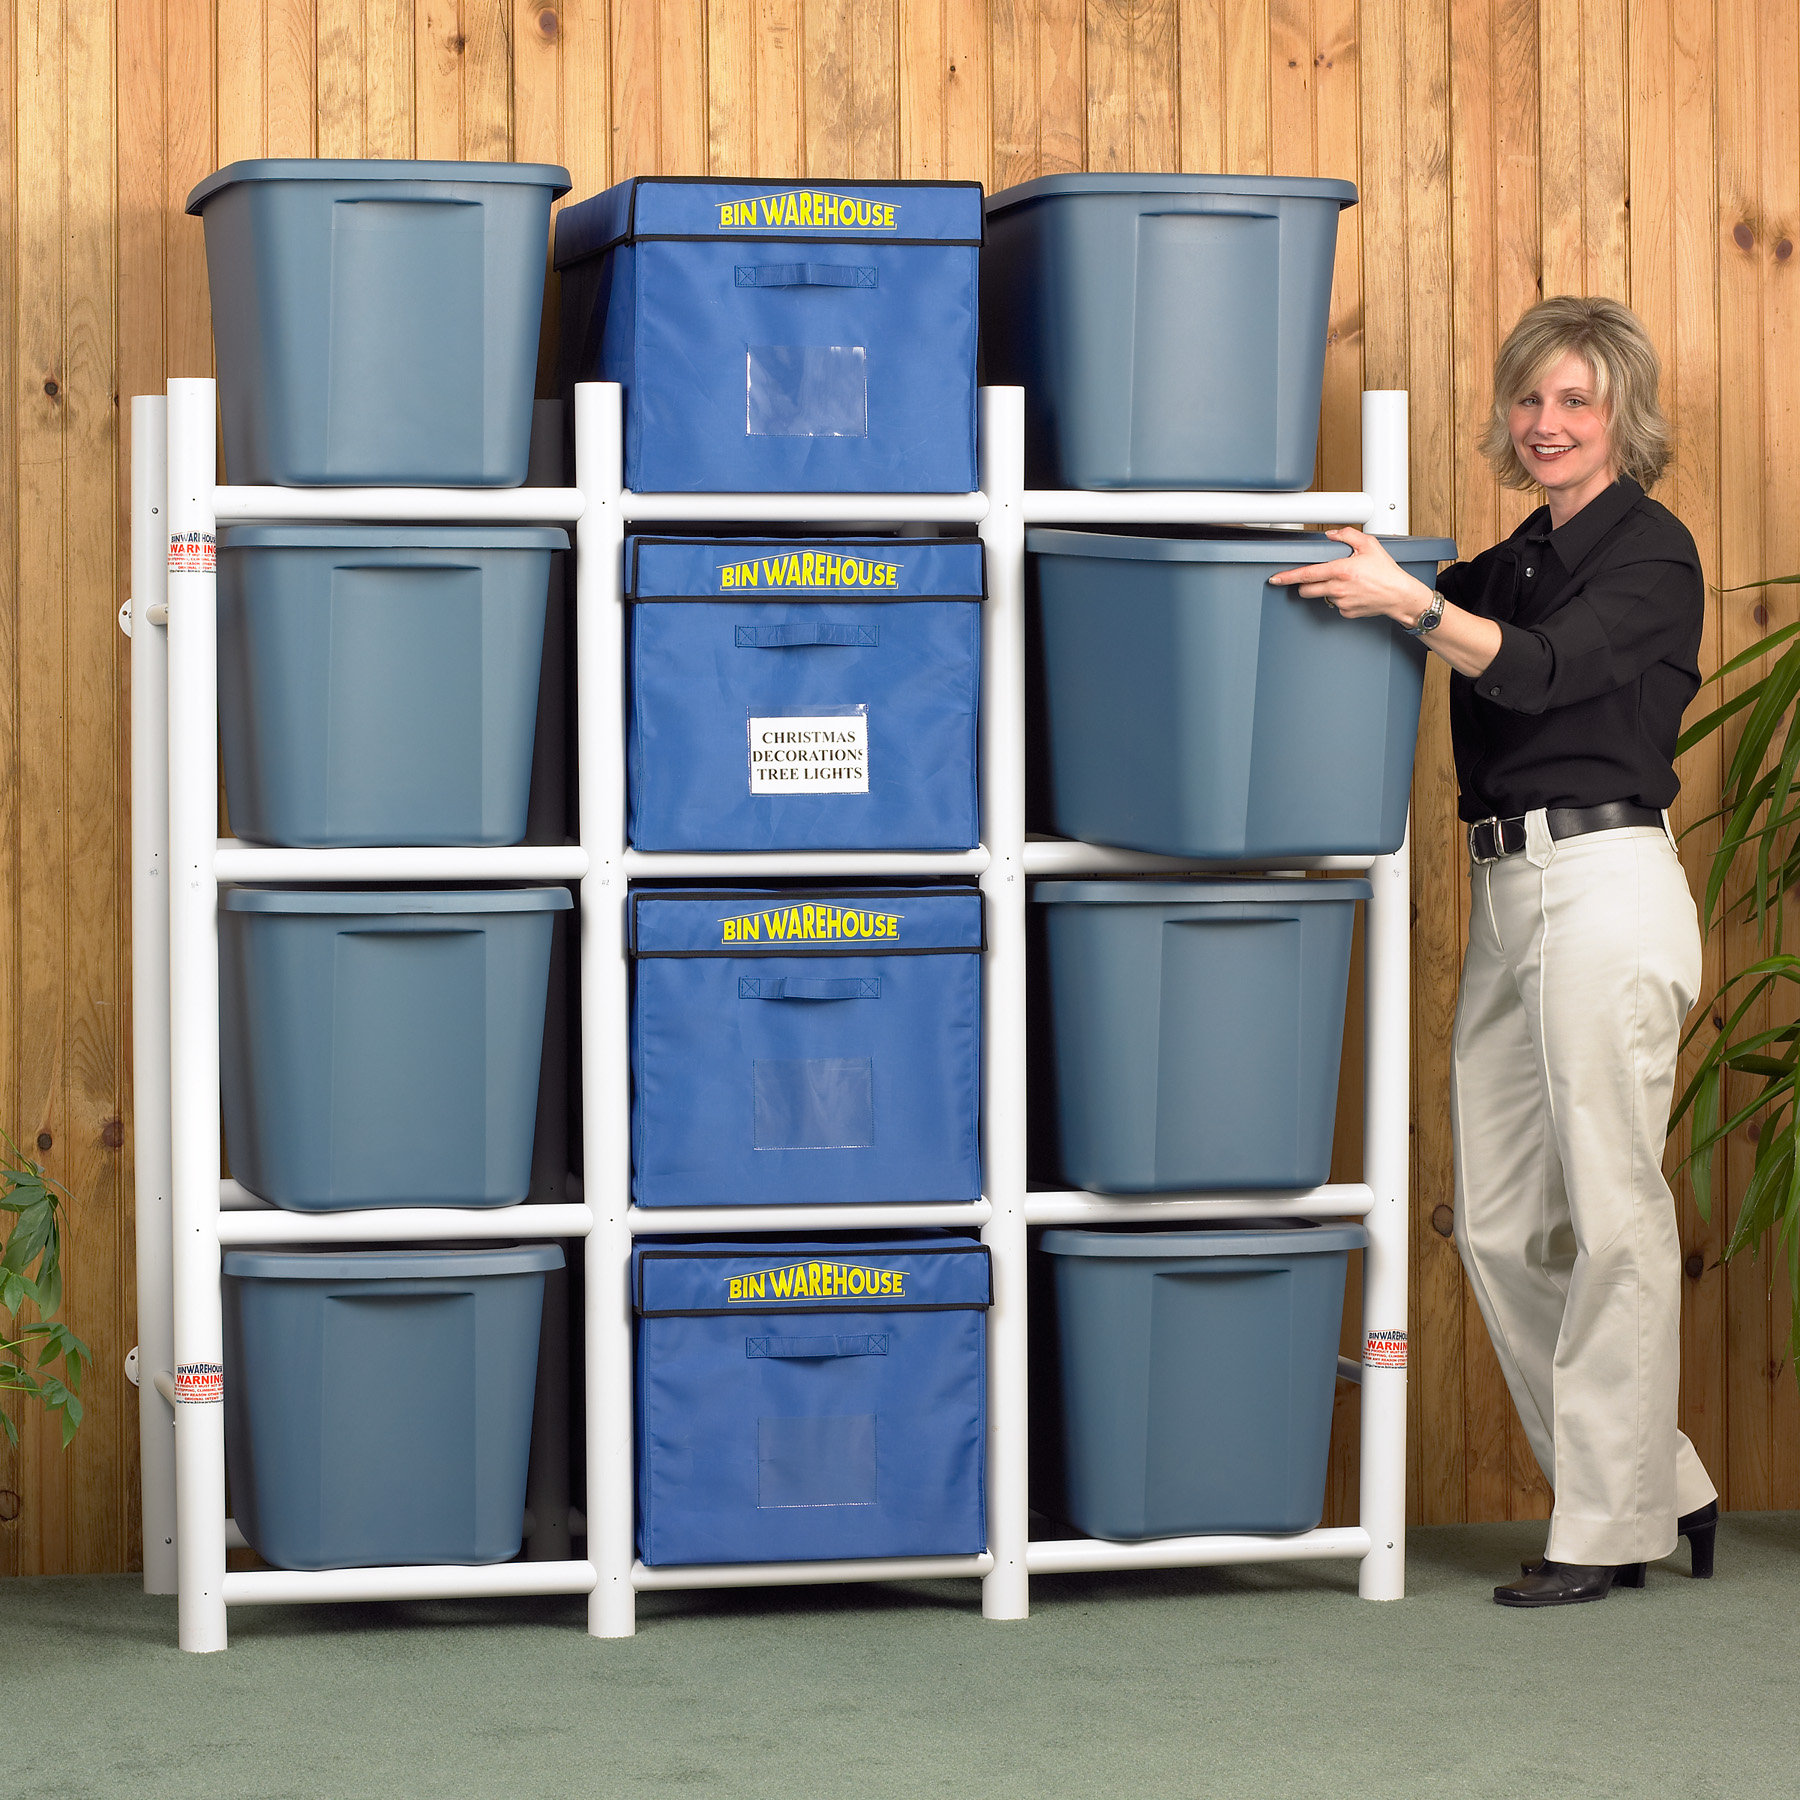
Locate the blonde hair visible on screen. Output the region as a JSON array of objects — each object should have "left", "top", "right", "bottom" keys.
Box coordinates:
[{"left": 1479, "top": 295, "right": 1671, "bottom": 492}]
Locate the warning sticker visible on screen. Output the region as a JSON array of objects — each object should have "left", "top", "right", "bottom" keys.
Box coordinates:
[
  {"left": 749, "top": 712, "right": 869, "bottom": 795},
  {"left": 167, "top": 531, "right": 215, "bottom": 575},
  {"left": 1363, "top": 1329, "right": 1408, "bottom": 1370},
  {"left": 174, "top": 1361, "right": 223, "bottom": 1404}
]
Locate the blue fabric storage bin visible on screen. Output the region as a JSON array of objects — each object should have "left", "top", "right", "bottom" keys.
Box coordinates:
[
  {"left": 218, "top": 525, "right": 564, "bottom": 848},
  {"left": 553, "top": 178, "right": 981, "bottom": 492},
  {"left": 220, "top": 887, "right": 572, "bottom": 1209},
  {"left": 223, "top": 1243, "right": 562, "bottom": 1570},
  {"left": 633, "top": 1237, "right": 990, "bottom": 1565},
  {"left": 188, "top": 159, "right": 570, "bottom": 486},
  {"left": 627, "top": 535, "right": 983, "bottom": 852},
  {"left": 630, "top": 887, "right": 983, "bottom": 1207}
]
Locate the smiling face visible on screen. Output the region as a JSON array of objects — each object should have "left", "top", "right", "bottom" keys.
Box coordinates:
[{"left": 1508, "top": 349, "right": 1618, "bottom": 522}]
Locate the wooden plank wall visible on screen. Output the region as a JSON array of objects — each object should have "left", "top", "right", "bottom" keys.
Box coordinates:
[{"left": 4, "top": 0, "right": 1799, "bottom": 1574}]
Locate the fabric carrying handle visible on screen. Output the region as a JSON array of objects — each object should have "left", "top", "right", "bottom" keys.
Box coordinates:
[
  {"left": 735, "top": 623, "right": 878, "bottom": 649},
  {"left": 735, "top": 263, "right": 878, "bottom": 289},
  {"left": 738, "top": 976, "right": 881, "bottom": 1001},
  {"left": 746, "top": 1334, "right": 890, "bottom": 1359}
]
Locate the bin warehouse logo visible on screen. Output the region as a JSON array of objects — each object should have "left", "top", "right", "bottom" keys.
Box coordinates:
[
  {"left": 720, "top": 902, "right": 900, "bottom": 944},
  {"left": 718, "top": 551, "right": 901, "bottom": 591},
  {"left": 717, "top": 190, "right": 898, "bottom": 232},
  {"left": 728, "top": 1261, "right": 906, "bottom": 1302}
]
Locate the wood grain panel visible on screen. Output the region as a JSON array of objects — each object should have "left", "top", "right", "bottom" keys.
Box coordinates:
[{"left": 9, "top": 0, "right": 1800, "bottom": 1572}]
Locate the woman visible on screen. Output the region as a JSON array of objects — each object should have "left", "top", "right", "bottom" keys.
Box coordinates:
[{"left": 1272, "top": 295, "right": 1718, "bottom": 1607}]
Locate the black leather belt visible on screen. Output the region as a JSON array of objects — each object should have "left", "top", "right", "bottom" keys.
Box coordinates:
[{"left": 1467, "top": 802, "right": 1663, "bottom": 864}]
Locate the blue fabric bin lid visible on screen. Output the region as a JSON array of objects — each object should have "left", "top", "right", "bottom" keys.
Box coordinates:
[
  {"left": 630, "top": 886, "right": 983, "bottom": 956},
  {"left": 219, "top": 525, "right": 568, "bottom": 552},
  {"left": 1026, "top": 528, "right": 1457, "bottom": 565},
  {"left": 1031, "top": 878, "right": 1372, "bottom": 905},
  {"left": 222, "top": 887, "right": 573, "bottom": 915},
  {"left": 634, "top": 1238, "right": 991, "bottom": 1315},
  {"left": 554, "top": 176, "right": 985, "bottom": 265},
  {"left": 188, "top": 158, "right": 571, "bottom": 213},
  {"left": 222, "top": 1243, "right": 565, "bottom": 1280},
  {"left": 986, "top": 173, "right": 1357, "bottom": 215},
  {"left": 1040, "top": 1222, "right": 1367, "bottom": 1258},
  {"left": 626, "top": 536, "right": 985, "bottom": 600}
]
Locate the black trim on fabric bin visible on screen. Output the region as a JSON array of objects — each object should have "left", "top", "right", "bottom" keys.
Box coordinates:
[
  {"left": 624, "top": 535, "right": 988, "bottom": 600},
  {"left": 627, "top": 886, "right": 987, "bottom": 956},
  {"left": 638, "top": 1301, "right": 993, "bottom": 1318},
  {"left": 634, "top": 1241, "right": 994, "bottom": 1315},
  {"left": 620, "top": 174, "right": 988, "bottom": 248}
]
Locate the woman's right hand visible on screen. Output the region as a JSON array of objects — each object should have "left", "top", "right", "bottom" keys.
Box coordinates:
[{"left": 1268, "top": 528, "right": 1438, "bottom": 627}]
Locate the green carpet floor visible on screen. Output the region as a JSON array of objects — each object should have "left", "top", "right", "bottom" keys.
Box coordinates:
[{"left": 5, "top": 1515, "right": 1793, "bottom": 1800}]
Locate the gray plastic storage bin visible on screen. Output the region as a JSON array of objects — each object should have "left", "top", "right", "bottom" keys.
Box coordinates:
[
  {"left": 1032, "top": 879, "right": 1367, "bottom": 1192},
  {"left": 220, "top": 888, "right": 572, "bottom": 1209},
  {"left": 218, "top": 526, "right": 564, "bottom": 847},
  {"left": 1030, "top": 530, "right": 1455, "bottom": 858},
  {"left": 1039, "top": 1222, "right": 1366, "bottom": 1540},
  {"left": 983, "top": 174, "right": 1356, "bottom": 490},
  {"left": 187, "top": 159, "right": 570, "bottom": 485},
  {"left": 222, "top": 1243, "right": 562, "bottom": 1569}
]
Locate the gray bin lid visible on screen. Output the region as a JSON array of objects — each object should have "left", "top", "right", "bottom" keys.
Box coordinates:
[
  {"left": 1031, "top": 878, "right": 1372, "bottom": 905},
  {"left": 222, "top": 887, "right": 573, "bottom": 915},
  {"left": 1041, "top": 1222, "right": 1368, "bottom": 1258},
  {"left": 188, "top": 158, "right": 572, "bottom": 213},
  {"left": 222, "top": 1243, "right": 565, "bottom": 1280},
  {"left": 219, "top": 525, "right": 567, "bottom": 552},
  {"left": 987, "top": 173, "right": 1357, "bottom": 215},
  {"left": 1026, "top": 528, "right": 1457, "bottom": 565}
]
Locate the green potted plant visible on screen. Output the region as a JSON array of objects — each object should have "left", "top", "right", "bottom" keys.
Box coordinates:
[
  {"left": 1672, "top": 585, "right": 1800, "bottom": 1378},
  {"left": 0, "top": 1134, "right": 89, "bottom": 1446}
]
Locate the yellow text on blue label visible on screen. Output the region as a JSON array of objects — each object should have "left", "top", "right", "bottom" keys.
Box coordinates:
[
  {"left": 719, "top": 552, "right": 900, "bottom": 591},
  {"left": 720, "top": 903, "right": 900, "bottom": 945},
  {"left": 728, "top": 1262, "right": 906, "bottom": 1302},
  {"left": 717, "top": 190, "right": 898, "bottom": 232}
]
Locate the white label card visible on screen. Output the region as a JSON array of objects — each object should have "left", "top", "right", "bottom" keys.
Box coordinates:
[{"left": 748, "top": 712, "right": 870, "bottom": 795}]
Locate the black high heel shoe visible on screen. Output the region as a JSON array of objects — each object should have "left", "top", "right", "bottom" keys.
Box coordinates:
[
  {"left": 1520, "top": 1502, "right": 1718, "bottom": 1581},
  {"left": 1494, "top": 1561, "right": 1646, "bottom": 1606},
  {"left": 1680, "top": 1501, "right": 1718, "bottom": 1579}
]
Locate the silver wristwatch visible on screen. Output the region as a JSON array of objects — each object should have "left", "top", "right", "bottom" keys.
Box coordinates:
[{"left": 1405, "top": 590, "right": 1445, "bottom": 636}]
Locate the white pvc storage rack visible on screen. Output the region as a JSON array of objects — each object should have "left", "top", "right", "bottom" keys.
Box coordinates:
[{"left": 131, "top": 378, "right": 1413, "bottom": 1652}]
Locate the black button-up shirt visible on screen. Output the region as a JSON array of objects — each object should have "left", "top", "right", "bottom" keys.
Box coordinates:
[{"left": 1436, "top": 476, "right": 1704, "bottom": 822}]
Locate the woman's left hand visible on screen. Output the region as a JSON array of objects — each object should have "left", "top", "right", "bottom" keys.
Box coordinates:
[{"left": 1269, "top": 527, "right": 1438, "bottom": 626}]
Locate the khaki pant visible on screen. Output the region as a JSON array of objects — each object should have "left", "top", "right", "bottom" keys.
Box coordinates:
[{"left": 1451, "top": 815, "right": 1717, "bottom": 1565}]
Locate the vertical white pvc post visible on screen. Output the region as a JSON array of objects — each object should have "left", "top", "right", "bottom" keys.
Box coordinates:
[
  {"left": 130, "top": 396, "right": 177, "bottom": 1596},
  {"left": 165, "top": 379, "right": 227, "bottom": 1651},
  {"left": 977, "top": 387, "right": 1030, "bottom": 1621},
  {"left": 1359, "top": 384, "right": 1411, "bottom": 1600},
  {"left": 1359, "top": 826, "right": 1410, "bottom": 1601},
  {"left": 1362, "top": 391, "right": 1410, "bottom": 535},
  {"left": 574, "top": 382, "right": 635, "bottom": 1637}
]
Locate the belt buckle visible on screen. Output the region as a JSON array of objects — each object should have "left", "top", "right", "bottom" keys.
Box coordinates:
[{"left": 1468, "top": 817, "right": 1504, "bottom": 865}]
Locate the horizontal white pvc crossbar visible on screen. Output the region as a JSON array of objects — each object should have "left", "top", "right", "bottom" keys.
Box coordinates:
[
  {"left": 1023, "top": 1185, "right": 1375, "bottom": 1225},
  {"left": 632, "top": 1554, "right": 995, "bottom": 1591},
  {"left": 1023, "top": 491, "right": 1389, "bottom": 527},
  {"left": 216, "top": 1204, "right": 594, "bottom": 1245},
  {"left": 621, "top": 491, "right": 990, "bottom": 524},
  {"left": 624, "top": 847, "right": 989, "bottom": 879},
  {"left": 213, "top": 841, "right": 590, "bottom": 884},
  {"left": 1021, "top": 839, "right": 1379, "bottom": 877},
  {"left": 224, "top": 1561, "right": 599, "bottom": 1606},
  {"left": 626, "top": 1200, "right": 993, "bottom": 1236},
  {"left": 213, "top": 486, "right": 586, "bottom": 524},
  {"left": 1026, "top": 1528, "right": 1371, "bottom": 1575}
]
